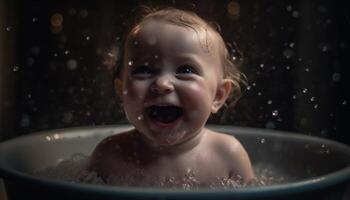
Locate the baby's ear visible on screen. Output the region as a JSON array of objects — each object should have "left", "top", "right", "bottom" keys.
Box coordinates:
[
  {"left": 211, "top": 79, "right": 232, "bottom": 113},
  {"left": 114, "top": 79, "right": 123, "bottom": 98}
]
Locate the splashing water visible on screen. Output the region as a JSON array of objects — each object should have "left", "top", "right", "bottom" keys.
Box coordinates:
[{"left": 33, "top": 155, "right": 293, "bottom": 189}]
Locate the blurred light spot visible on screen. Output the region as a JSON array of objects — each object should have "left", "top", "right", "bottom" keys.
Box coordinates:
[
  {"left": 86, "top": 36, "right": 91, "bottom": 41},
  {"left": 80, "top": 9, "right": 89, "bottom": 18},
  {"left": 128, "top": 60, "right": 133, "bottom": 66},
  {"left": 20, "top": 115, "right": 30, "bottom": 127},
  {"left": 6, "top": 26, "right": 12, "bottom": 31},
  {"left": 314, "top": 104, "right": 319, "bottom": 109},
  {"left": 32, "top": 17, "right": 38, "bottom": 22},
  {"left": 30, "top": 46, "right": 40, "bottom": 55},
  {"left": 286, "top": 66, "right": 291, "bottom": 70},
  {"left": 51, "top": 13, "right": 63, "bottom": 27},
  {"left": 64, "top": 50, "right": 70, "bottom": 55},
  {"left": 289, "top": 42, "right": 295, "bottom": 48},
  {"left": 286, "top": 5, "right": 292, "bottom": 11},
  {"left": 292, "top": 11, "right": 299, "bottom": 18},
  {"left": 67, "top": 59, "right": 78, "bottom": 70},
  {"left": 322, "top": 45, "right": 328, "bottom": 52},
  {"left": 227, "top": 1, "right": 240, "bottom": 18},
  {"left": 342, "top": 100, "right": 347, "bottom": 106},
  {"left": 310, "top": 97, "right": 315, "bottom": 102},
  {"left": 260, "top": 63, "right": 264, "bottom": 68},
  {"left": 302, "top": 88, "right": 308, "bottom": 94},
  {"left": 267, "top": 100, "right": 272, "bottom": 105},
  {"left": 51, "top": 13, "right": 63, "bottom": 34},
  {"left": 26, "top": 57, "right": 35, "bottom": 65}
]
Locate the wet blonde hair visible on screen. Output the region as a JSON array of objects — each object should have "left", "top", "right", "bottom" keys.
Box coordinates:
[{"left": 114, "top": 6, "right": 247, "bottom": 106}]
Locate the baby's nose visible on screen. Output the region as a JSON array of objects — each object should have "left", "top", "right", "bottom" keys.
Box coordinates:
[{"left": 151, "top": 75, "right": 174, "bottom": 94}]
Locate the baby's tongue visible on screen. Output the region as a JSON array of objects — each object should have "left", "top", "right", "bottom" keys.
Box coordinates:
[{"left": 149, "top": 106, "right": 183, "bottom": 124}]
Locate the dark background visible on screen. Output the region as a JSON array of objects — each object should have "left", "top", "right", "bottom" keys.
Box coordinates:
[{"left": 0, "top": 0, "right": 349, "bottom": 145}]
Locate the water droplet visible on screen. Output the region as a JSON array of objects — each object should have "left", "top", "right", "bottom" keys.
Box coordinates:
[
  {"left": 154, "top": 55, "right": 159, "bottom": 59},
  {"left": 305, "top": 68, "right": 310, "bottom": 72},
  {"left": 20, "top": 115, "right": 30, "bottom": 127},
  {"left": 260, "top": 138, "right": 266, "bottom": 144},
  {"left": 267, "top": 100, "right": 272, "bottom": 105},
  {"left": 289, "top": 42, "right": 295, "bottom": 48},
  {"left": 310, "top": 97, "right": 315, "bottom": 102},
  {"left": 302, "top": 88, "right": 308, "bottom": 94},
  {"left": 332, "top": 72, "right": 341, "bottom": 82},
  {"left": 86, "top": 36, "right": 91, "bottom": 40},
  {"left": 54, "top": 53, "right": 58, "bottom": 57},
  {"left": 46, "top": 136, "right": 52, "bottom": 141},
  {"left": 314, "top": 104, "right": 319, "bottom": 109},
  {"left": 286, "top": 5, "right": 292, "bottom": 11},
  {"left": 64, "top": 50, "right": 70, "bottom": 55},
  {"left": 232, "top": 56, "right": 237, "bottom": 60},
  {"left": 286, "top": 66, "right": 291, "bottom": 70},
  {"left": 272, "top": 110, "right": 279, "bottom": 117},
  {"left": 260, "top": 64, "right": 264, "bottom": 68},
  {"left": 6, "top": 26, "right": 12, "bottom": 31},
  {"left": 257, "top": 92, "right": 262, "bottom": 96},
  {"left": 246, "top": 86, "right": 252, "bottom": 90},
  {"left": 32, "top": 17, "right": 38, "bottom": 22},
  {"left": 122, "top": 90, "right": 128, "bottom": 95},
  {"left": 128, "top": 60, "right": 133, "bottom": 66},
  {"left": 13, "top": 66, "right": 20, "bottom": 72},
  {"left": 292, "top": 11, "right": 299, "bottom": 18},
  {"left": 322, "top": 45, "right": 328, "bottom": 52},
  {"left": 137, "top": 115, "right": 143, "bottom": 120},
  {"left": 53, "top": 134, "right": 60, "bottom": 139},
  {"left": 292, "top": 95, "right": 297, "bottom": 99},
  {"left": 342, "top": 100, "right": 347, "bottom": 106}
]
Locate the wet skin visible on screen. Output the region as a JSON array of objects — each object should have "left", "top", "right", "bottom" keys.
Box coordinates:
[{"left": 84, "top": 20, "right": 254, "bottom": 186}]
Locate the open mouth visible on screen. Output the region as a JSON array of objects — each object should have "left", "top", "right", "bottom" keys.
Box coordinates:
[{"left": 147, "top": 105, "right": 183, "bottom": 124}]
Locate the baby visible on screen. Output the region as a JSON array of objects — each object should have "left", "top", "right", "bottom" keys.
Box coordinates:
[{"left": 81, "top": 7, "right": 254, "bottom": 188}]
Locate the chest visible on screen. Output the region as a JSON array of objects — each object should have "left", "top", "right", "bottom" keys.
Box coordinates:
[{"left": 102, "top": 151, "right": 230, "bottom": 187}]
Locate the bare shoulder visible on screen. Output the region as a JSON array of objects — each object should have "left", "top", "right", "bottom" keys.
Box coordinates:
[
  {"left": 88, "top": 129, "right": 139, "bottom": 168},
  {"left": 206, "top": 129, "right": 255, "bottom": 182}
]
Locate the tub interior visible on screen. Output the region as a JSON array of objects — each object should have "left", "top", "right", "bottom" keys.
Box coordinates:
[{"left": 0, "top": 125, "right": 349, "bottom": 184}]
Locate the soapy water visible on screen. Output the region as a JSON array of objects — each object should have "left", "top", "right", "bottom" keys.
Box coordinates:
[{"left": 33, "top": 153, "right": 295, "bottom": 189}]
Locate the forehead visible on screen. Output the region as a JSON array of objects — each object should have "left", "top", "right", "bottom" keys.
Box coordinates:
[{"left": 125, "top": 20, "right": 219, "bottom": 57}]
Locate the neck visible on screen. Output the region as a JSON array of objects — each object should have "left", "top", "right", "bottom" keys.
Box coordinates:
[{"left": 137, "top": 129, "right": 207, "bottom": 155}]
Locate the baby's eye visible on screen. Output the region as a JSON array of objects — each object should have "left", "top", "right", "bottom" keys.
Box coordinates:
[
  {"left": 131, "top": 66, "right": 154, "bottom": 77},
  {"left": 176, "top": 65, "right": 197, "bottom": 75}
]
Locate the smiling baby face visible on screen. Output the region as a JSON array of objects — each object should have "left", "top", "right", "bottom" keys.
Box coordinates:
[{"left": 115, "top": 19, "right": 232, "bottom": 146}]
